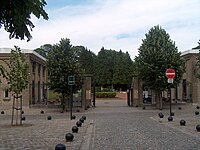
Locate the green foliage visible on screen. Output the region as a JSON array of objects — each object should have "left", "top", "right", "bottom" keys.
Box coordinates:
[
  {"left": 72, "top": 46, "right": 96, "bottom": 75},
  {"left": 135, "top": 25, "right": 185, "bottom": 92},
  {"left": 0, "top": 0, "right": 48, "bottom": 41},
  {"left": 6, "top": 46, "right": 29, "bottom": 95},
  {"left": 34, "top": 44, "right": 53, "bottom": 58},
  {"left": 48, "top": 90, "right": 60, "bottom": 101},
  {"left": 94, "top": 47, "right": 134, "bottom": 85},
  {"left": 195, "top": 41, "right": 200, "bottom": 79},
  {"left": 47, "top": 38, "right": 83, "bottom": 103},
  {"left": 95, "top": 92, "right": 116, "bottom": 98}
]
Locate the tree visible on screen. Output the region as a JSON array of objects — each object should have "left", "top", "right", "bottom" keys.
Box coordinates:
[
  {"left": 135, "top": 25, "right": 185, "bottom": 109},
  {"left": 47, "top": 38, "right": 82, "bottom": 110},
  {"left": 34, "top": 44, "right": 53, "bottom": 58},
  {"left": 5, "top": 46, "right": 29, "bottom": 125},
  {"left": 195, "top": 41, "right": 200, "bottom": 79},
  {"left": 0, "top": 0, "right": 48, "bottom": 41},
  {"left": 72, "top": 46, "right": 96, "bottom": 75}
]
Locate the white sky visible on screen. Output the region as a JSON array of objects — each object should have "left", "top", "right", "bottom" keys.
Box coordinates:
[{"left": 0, "top": 0, "right": 199, "bottom": 59}]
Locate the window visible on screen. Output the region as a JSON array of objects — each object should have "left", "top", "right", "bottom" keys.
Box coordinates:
[
  {"left": 4, "top": 89, "right": 9, "bottom": 98},
  {"left": 38, "top": 64, "right": 41, "bottom": 76},
  {"left": 43, "top": 66, "right": 45, "bottom": 77},
  {"left": 32, "top": 62, "right": 36, "bottom": 73}
]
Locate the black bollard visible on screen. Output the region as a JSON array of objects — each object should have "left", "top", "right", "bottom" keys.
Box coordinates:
[
  {"left": 180, "top": 120, "right": 186, "bottom": 126},
  {"left": 178, "top": 107, "right": 182, "bottom": 110},
  {"left": 82, "top": 116, "right": 86, "bottom": 120},
  {"left": 196, "top": 124, "right": 200, "bottom": 132},
  {"left": 71, "top": 115, "right": 76, "bottom": 120},
  {"left": 21, "top": 111, "right": 24, "bottom": 114},
  {"left": 168, "top": 116, "right": 173, "bottom": 122},
  {"left": 40, "top": 110, "right": 44, "bottom": 114},
  {"left": 195, "top": 111, "right": 199, "bottom": 115},
  {"left": 158, "top": 112, "right": 164, "bottom": 118},
  {"left": 76, "top": 121, "right": 82, "bottom": 127},
  {"left": 65, "top": 133, "right": 74, "bottom": 142},
  {"left": 76, "top": 110, "right": 80, "bottom": 112},
  {"left": 47, "top": 116, "right": 52, "bottom": 120},
  {"left": 197, "top": 106, "right": 200, "bottom": 109},
  {"left": 1, "top": 111, "right": 4, "bottom": 114},
  {"left": 72, "top": 126, "right": 79, "bottom": 133},
  {"left": 143, "top": 106, "right": 146, "bottom": 110},
  {"left": 79, "top": 118, "right": 84, "bottom": 123},
  {"left": 21, "top": 116, "right": 26, "bottom": 121},
  {"left": 55, "top": 143, "right": 66, "bottom": 150},
  {"left": 170, "top": 112, "right": 174, "bottom": 116}
]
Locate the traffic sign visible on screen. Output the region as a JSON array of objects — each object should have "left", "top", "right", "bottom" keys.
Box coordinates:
[{"left": 166, "top": 69, "right": 175, "bottom": 79}]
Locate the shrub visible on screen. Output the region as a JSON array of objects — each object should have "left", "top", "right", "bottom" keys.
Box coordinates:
[{"left": 96, "top": 92, "right": 116, "bottom": 98}]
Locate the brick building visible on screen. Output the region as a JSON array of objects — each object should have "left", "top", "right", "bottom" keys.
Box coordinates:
[{"left": 0, "top": 48, "right": 48, "bottom": 107}]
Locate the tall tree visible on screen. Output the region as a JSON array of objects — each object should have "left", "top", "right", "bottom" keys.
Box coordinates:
[
  {"left": 47, "top": 38, "right": 82, "bottom": 110},
  {"left": 135, "top": 25, "right": 185, "bottom": 109},
  {"left": 72, "top": 46, "right": 96, "bottom": 75},
  {"left": 195, "top": 41, "right": 200, "bottom": 79},
  {"left": 5, "top": 46, "right": 29, "bottom": 125},
  {"left": 34, "top": 44, "right": 53, "bottom": 58},
  {"left": 0, "top": 0, "right": 48, "bottom": 41}
]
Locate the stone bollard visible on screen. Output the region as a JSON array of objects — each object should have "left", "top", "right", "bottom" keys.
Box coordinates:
[
  {"left": 76, "top": 121, "right": 82, "bottom": 127},
  {"left": 158, "top": 112, "right": 164, "bottom": 118},
  {"left": 55, "top": 143, "right": 66, "bottom": 150},
  {"left": 79, "top": 118, "right": 84, "bottom": 123},
  {"left": 82, "top": 116, "right": 86, "bottom": 120},
  {"left": 195, "top": 111, "right": 199, "bottom": 115},
  {"left": 196, "top": 124, "right": 200, "bottom": 132},
  {"left": 168, "top": 116, "right": 173, "bottom": 122},
  {"left": 47, "top": 116, "right": 52, "bottom": 120},
  {"left": 65, "top": 133, "right": 74, "bottom": 142},
  {"left": 71, "top": 115, "right": 76, "bottom": 120},
  {"left": 72, "top": 126, "right": 79, "bottom": 133},
  {"left": 180, "top": 120, "right": 186, "bottom": 126}
]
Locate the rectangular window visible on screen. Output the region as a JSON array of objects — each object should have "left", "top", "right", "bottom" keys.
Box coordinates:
[
  {"left": 32, "top": 62, "right": 36, "bottom": 73},
  {"left": 4, "top": 89, "right": 9, "bottom": 98},
  {"left": 38, "top": 64, "right": 41, "bottom": 76}
]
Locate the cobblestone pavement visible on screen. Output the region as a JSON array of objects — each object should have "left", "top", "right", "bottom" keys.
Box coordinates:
[
  {"left": 0, "top": 105, "right": 91, "bottom": 150},
  {"left": 84, "top": 100, "right": 200, "bottom": 150},
  {"left": 1, "top": 100, "right": 200, "bottom": 150}
]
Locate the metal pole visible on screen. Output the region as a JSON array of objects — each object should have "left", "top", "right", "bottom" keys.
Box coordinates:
[
  {"left": 93, "top": 82, "right": 96, "bottom": 107},
  {"left": 169, "top": 87, "right": 172, "bottom": 116},
  {"left": 70, "top": 85, "right": 73, "bottom": 120}
]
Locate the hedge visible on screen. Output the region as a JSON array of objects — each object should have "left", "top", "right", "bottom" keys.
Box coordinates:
[{"left": 96, "top": 92, "right": 116, "bottom": 98}]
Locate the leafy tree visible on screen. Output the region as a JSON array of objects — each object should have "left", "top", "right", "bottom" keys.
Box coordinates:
[
  {"left": 72, "top": 46, "right": 96, "bottom": 75},
  {"left": 0, "top": 0, "right": 48, "bottom": 41},
  {"left": 47, "top": 38, "right": 82, "bottom": 110},
  {"left": 5, "top": 46, "right": 29, "bottom": 125},
  {"left": 94, "top": 47, "right": 116, "bottom": 86},
  {"left": 112, "top": 51, "right": 134, "bottom": 85},
  {"left": 135, "top": 25, "right": 185, "bottom": 109},
  {"left": 34, "top": 44, "right": 53, "bottom": 58}
]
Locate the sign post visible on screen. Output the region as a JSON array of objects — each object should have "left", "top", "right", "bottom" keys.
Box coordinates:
[
  {"left": 68, "top": 75, "right": 75, "bottom": 120},
  {"left": 166, "top": 69, "right": 175, "bottom": 116}
]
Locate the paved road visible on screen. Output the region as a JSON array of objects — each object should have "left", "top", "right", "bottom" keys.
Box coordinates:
[
  {"left": 1, "top": 99, "right": 200, "bottom": 150},
  {"left": 84, "top": 100, "right": 200, "bottom": 150}
]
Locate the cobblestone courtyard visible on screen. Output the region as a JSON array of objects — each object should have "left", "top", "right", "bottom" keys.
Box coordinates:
[{"left": 1, "top": 99, "right": 200, "bottom": 149}]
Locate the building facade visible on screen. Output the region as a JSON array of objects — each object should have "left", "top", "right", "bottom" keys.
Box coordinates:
[
  {"left": 0, "top": 48, "right": 48, "bottom": 107},
  {"left": 177, "top": 49, "right": 200, "bottom": 103}
]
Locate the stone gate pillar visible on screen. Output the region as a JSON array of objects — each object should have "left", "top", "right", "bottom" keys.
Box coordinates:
[
  {"left": 82, "top": 75, "right": 92, "bottom": 110},
  {"left": 131, "top": 77, "right": 143, "bottom": 107}
]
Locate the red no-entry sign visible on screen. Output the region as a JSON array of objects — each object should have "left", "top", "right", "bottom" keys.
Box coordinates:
[{"left": 166, "top": 69, "right": 175, "bottom": 79}]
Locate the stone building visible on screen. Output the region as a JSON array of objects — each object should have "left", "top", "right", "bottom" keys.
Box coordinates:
[
  {"left": 0, "top": 48, "right": 48, "bottom": 107},
  {"left": 130, "top": 48, "right": 200, "bottom": 107},
  {"left": 177, "top": 48, "right": 200, "bottom": 103}
]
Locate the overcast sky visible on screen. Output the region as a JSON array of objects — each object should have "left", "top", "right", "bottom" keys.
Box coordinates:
[{"left": 0, "top": 0, "right": 199, "bottom": 59}]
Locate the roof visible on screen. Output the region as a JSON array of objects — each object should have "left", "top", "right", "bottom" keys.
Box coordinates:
[
  {"left": 181, "top": 49, "right": 200, "bottom": 56},
  {"left": 0, "top": 48, "right": 46, "bottom": 61}
]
